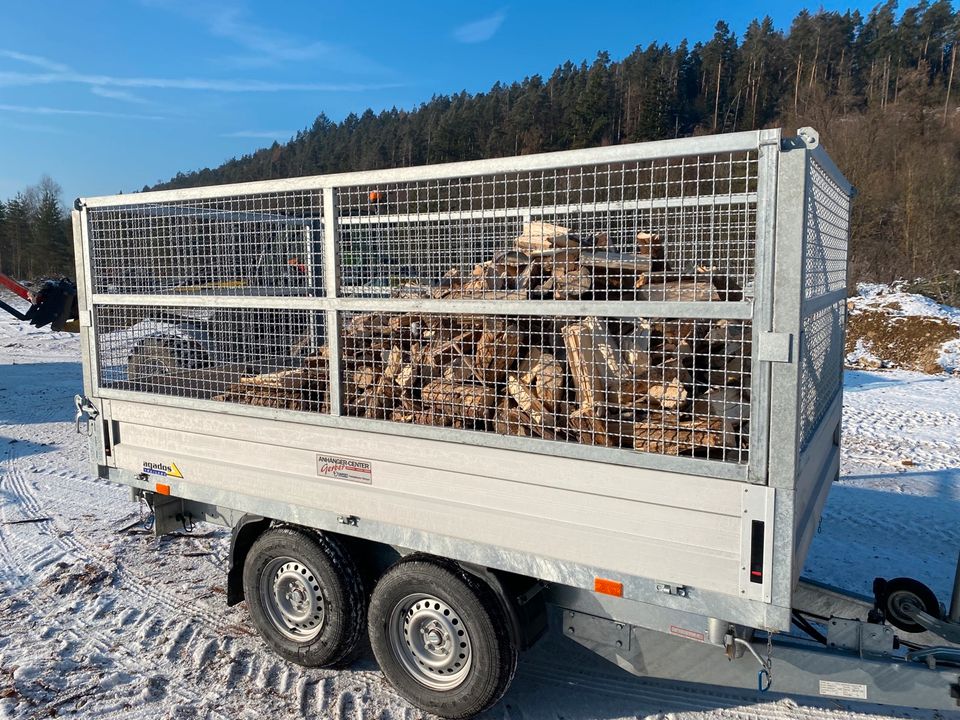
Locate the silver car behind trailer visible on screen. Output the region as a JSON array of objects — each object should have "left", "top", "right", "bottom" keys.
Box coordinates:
[{"left": 71, "top": 128, "right": 960, "bottom": 717}]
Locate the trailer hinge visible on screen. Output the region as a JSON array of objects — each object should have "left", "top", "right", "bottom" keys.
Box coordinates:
[
  {"left": 337, "top": 514, "right": 359, "bottom": 527},
  {"left": 757, "top": 332, "right": 793, "bottom": 363},
  {"left": 656, "top": 582, "right": 688, "bottom": 598}
]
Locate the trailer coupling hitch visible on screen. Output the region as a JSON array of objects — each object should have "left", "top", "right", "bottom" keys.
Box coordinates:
[{"left": 74, "top": 395, "right": 99, "bottom": 436}]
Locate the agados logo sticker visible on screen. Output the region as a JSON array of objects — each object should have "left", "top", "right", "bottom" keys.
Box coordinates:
[{"left": 142, "top": 461, "right": 183, "bottom": 479}]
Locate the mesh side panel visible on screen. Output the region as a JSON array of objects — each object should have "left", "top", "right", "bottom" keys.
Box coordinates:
[
  {"left": 798, "top": 299, "right": 845, "bottom": 450},
  {"left": 804, "top": 160, "right": 849, "bottom": 299},
  {"left": 93, "top": 305, "right": 752, "bottom": 462},
  {"left": 94, "top": 305, "right": 329, "bottom": 413},
  {"left": 87, "top": 192, "right": 323, "bottom": 296},
  {"left": 336, "top": 311, "right": 749, "bottom": 462},
  {"left": 337, "top": 153, "right": 758, "bottom": 301}
]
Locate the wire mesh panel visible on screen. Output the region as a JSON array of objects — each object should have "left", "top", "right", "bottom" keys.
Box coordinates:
[
  {"left": 336, "top": 152, "right": 758, "bottom": 301},
  {"left": 803, "top": 159, "right": 850, "bottom": 300},
  {"left": 87, "top": 192, "right": 324, "bottom": 296},
  {"left": 94, "top": 304, "right": 329, "bottom": 412},
  {"left": 796, "top": 156, "right": 851, "bottom": 452},
  {"left": 338, "top": 311, "right": 751, "bottom": 463},
  {"left": 82, "top": 138, "right": 791, "bottom": 472},
  {"left": 798, "top": 299, "right": 846, "bottom": 450}
]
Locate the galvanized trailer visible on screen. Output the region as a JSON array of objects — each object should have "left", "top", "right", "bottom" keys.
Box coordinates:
[{"left": 72, "top": 128, "right": 960, "bottom": 716}]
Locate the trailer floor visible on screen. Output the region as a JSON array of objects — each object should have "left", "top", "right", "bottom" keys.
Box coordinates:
[{"left": 1, "top": 296, "right": 958, "bottom": 720}]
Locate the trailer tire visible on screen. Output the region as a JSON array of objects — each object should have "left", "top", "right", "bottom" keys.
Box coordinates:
[
  {"left": 879, "top": 577, "right": 940, "bottom": 633},
  {"left": 243, "top": 527, "right": 365, "bottom": 668},
  {"left": 368, "top": 557, "right": 518, "bottom": 719}
]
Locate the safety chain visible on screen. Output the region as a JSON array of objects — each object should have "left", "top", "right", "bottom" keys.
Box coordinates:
[
  {"left": 138, "top": 494, "right": 155, "bottom": 531},
  {"left": 759, "top": 632, "right": 774, "bottom": 692}
]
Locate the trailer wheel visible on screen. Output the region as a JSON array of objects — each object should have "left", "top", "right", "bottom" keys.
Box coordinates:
[
  {"left": 879, "top": 577, "right": 940, "bottom": 634},
  {"left": 368, "top": 557, "right": 517, "bottom": 719},
  {"left": 243, "top": 527, "right": 365, "bottom": 668}
]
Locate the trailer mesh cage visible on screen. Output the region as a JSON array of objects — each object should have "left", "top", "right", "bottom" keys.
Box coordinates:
[
  {"left": 82, "top": 130, "right": 851, "bottom": 478},
  {"left": 798, "top": 158, "right": 851, "bottom": 451}
]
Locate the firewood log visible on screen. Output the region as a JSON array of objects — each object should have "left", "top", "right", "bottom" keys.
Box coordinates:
[
  {"left": 514, "top": 221, "right": 578, "bottom": 253},
  {"left": 562, "top": 318, "right": 624, "bottom": 409},
  {"left": 540, "top": 266, "right": 592, "bottom": 299},
  {"left": 421, "top": 379, "right": 495, "bottom": 422},
  {"left": 526, "top": 248, "right": 580, "bottom": 274},
  {"left": 636, "top": 231, "right": 664, "bottom": 260},
  {"left": 516, "top": 350, "right": 565, "bottom": 409},
  {"left": 633, "top": 411, "right": 729, "bottom": 455},
  {"left": 644, "top": 278, "right": 722, "bottom": 303},
  {"left": 473, "top": 320, "right": 522, "bottom": 384},
  {"left": 569, "top": 406, "right": 613, "bottom": 446},
  {"left": 493, "top": 398, "right": 531, "bottom": 436}
]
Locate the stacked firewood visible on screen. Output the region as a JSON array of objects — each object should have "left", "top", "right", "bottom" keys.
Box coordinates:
[
  {"left": 213, "top": 352, "right": 331, "bottom": 413},
  {"left": 216, "top": 222, "right": 751, "bottom": 457}
]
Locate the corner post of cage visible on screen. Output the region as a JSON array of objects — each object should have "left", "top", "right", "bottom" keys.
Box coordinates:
[
  {"left": 73, "top": 205, "right": 100, "bottom": 398},
  {"left": 322, "top": 186, "right": 343, "bottom": 416},
  {"left": 765, "top": 137, "right": 810, "bottom": 613},
  {"left": 747, "top": 129, "right": 782, "bottom": 485},
  {"left": 767, "top": 141, "right": 808, "bottom": 490}
]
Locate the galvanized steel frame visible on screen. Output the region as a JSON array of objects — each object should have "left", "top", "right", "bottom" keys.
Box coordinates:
[{"left": 80, "top": 131, "right": 769, "bottom": 208}]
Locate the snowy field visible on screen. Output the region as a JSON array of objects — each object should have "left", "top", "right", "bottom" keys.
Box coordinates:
[{"left": 1, "top": 298, "right": 958, "bottom": 720}]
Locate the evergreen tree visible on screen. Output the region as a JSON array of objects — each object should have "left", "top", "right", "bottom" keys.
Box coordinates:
[
  {"left": 2, "top": 194, "right": 33, "bottom": 279},
  {"left": 31, "top": 178, "right": 72, "bottom": 277}
]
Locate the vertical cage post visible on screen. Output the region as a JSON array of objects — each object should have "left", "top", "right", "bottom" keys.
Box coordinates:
[
  {"left": 747, "top": 129, "right": 782, "bottom": 485},
  {"left": 767, "top": 145, "right": 809, "bottom": 489},
  {"left": 323, "top": 186, "right": 343, "bottom": 416}
]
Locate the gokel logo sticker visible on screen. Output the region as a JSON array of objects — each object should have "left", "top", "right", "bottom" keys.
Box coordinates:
[
  {"left": 143, "top": 461, "right": 184, "bottom": 479},
  {"left": 317, "top": 454, "right": 372, "bottom": 484}
]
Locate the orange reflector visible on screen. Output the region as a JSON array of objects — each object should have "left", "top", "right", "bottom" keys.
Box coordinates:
[
  {"left": 155, "top": 483, "right": 171, "bottom": 496},
  {"left": 594, "top": 577, "right": 623, "bottom": 597}
]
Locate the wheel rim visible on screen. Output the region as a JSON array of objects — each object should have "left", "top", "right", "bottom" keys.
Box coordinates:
[
  {"left": 260, "top": 556, "right": 325, "bottom": 641},
  {"left": 886, "top": 589, "right": 922, "bottom": 627},
  {"left": 388, "top": 593, "right": 473, "bottom": 690}
]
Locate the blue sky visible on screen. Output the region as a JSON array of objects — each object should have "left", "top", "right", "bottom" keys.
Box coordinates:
[{"left": 1, "top": 0, "right": 883, "bottom": 203}]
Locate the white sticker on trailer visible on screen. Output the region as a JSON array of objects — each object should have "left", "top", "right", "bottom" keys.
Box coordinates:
[
  {"left": 819, "top": 680, "right": 867, "bottom": 699},
  {"left": 317, "top": 454, "right": 372, "bottom": 484}
]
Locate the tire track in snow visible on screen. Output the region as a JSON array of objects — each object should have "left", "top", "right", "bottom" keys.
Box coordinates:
[
  {"left": 2, "top": 449, "right": 226, "bottom": 629},
  {"left": 0, "top": 439, "right": 232, "bottom": 717}
]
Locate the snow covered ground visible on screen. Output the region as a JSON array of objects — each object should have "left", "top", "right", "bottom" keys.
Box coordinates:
[{"left": 1, "top": 296, "right": 958, "bottom": 720}]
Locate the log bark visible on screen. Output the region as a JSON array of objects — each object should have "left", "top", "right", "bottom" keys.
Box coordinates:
[
  {"left": 569, "top": 407, "right": 613, "bottom": 446},
  {"left": 421, "top": 379, "right": 494, "bottom": 422},
  {"left": 647, "top": 279, "right": 722, "bottom": 303},
  {"left": 541, "top": 266, "right": 592, "bottom": 299},
  {"left": 633, "top": 412, "right": 728, "bottom": 455},
  {"left": 473, "top": 320, "right": 522, "bottom": 384}
]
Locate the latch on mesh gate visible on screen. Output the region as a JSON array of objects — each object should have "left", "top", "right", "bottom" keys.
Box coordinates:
[
  {"left": 757, "top": 332, "right": 793, "bottom": 363},
  {"left": 74, "top": 394, "right": 99, "bottom": 435}
]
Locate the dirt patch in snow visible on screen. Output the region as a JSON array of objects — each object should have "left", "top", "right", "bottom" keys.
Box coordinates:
[
  {"left": 845, "top": 307, "right": 959, "bottom": 373},
  {"left": 845, "top": 283, "right": 960, "bottom": 373}
]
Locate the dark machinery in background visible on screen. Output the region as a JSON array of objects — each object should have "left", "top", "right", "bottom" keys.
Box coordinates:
[{"left": 0, "top": 273, "right": 79, "bottom": 333}]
